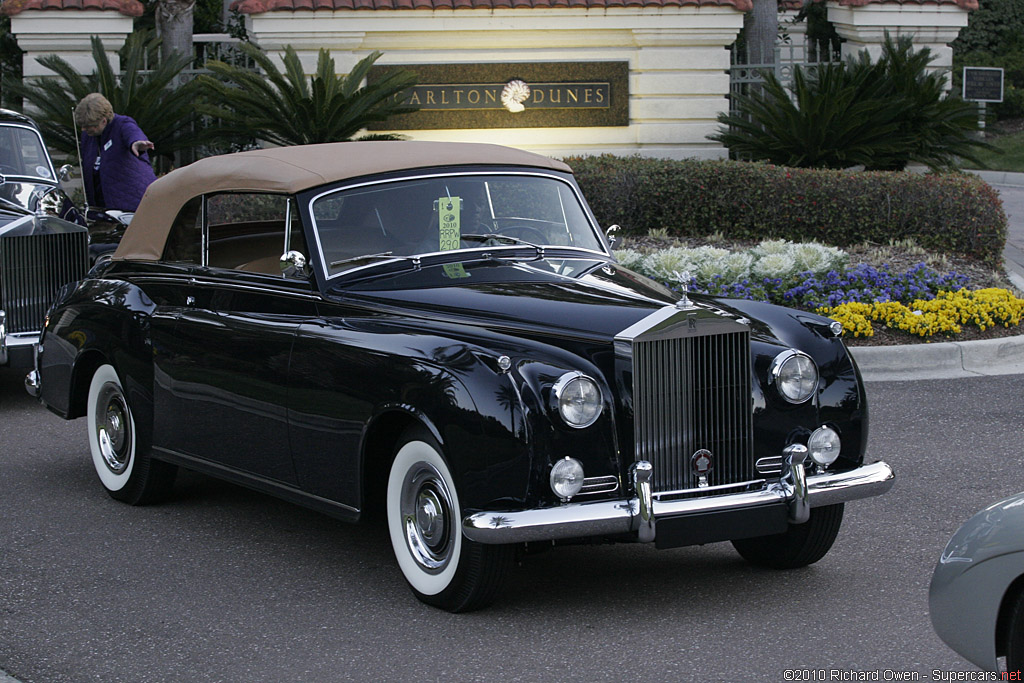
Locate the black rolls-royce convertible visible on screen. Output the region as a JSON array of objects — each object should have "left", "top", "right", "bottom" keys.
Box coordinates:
[{"left": 27, "top": 141, "right": 895, "bottom": 612}]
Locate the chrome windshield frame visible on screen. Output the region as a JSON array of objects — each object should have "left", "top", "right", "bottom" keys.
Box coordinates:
[
  {"left": 306, "top": 170, "right": 610, "bottom": 282},
  {"left": 0, "top": 122, "right": 58, "bottom": 184}
]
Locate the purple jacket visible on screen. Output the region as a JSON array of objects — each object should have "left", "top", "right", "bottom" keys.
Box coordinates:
[{"left": 80, "top": 114, "right": 157, "bottom": 212}]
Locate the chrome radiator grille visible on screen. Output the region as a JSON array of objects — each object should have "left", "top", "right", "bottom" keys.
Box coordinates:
[
  {"left": 632, "top": 327, "right": 754, "bottom": 494},
  {"left": 0, "top": 232, "right": 88, "bottom": 333}
]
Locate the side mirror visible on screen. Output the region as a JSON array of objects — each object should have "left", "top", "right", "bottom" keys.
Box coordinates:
[
  {"left": 280, "top": 250, "right": 309, "bottom": 278},
  {"left": 58, "top": 164, "right": 73, "bottom": 182}
]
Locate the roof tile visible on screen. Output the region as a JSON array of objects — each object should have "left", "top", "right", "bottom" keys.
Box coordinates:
[
  {"left": 834, "top": 0, "right": 976, "bottom": 9},
  {"left": 0, "top": 0, "right": 143, "bottom": 15},
  {"left": 230, "top": 0, "right": 753, "bottom": 11}
]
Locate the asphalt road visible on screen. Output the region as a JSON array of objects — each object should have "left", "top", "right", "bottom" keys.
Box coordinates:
[{"left": 1, "top": 365, "right": 1021, "bottom": 682}]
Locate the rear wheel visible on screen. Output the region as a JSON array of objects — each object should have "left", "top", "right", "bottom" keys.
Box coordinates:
[
  {"left": 386, "top": 428, "right": 514, "bottom": 612},
  {"left": 87, "top": 364, "right": 176, "bottom": 505},
  {"left": 732, "top": 503, "right": 844, "bottom": 569}
]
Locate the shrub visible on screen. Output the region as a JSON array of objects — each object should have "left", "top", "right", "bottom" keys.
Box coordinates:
[
  {"left": 712, "top": 35, "right": 991, "bottom": 172},
  {"left": 567, "top": 154, "right": 1007, "bottom": 268}
]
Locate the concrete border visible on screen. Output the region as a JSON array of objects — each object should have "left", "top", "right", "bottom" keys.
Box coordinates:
[
  {"left": 968, "top": 169, "right": 1024, "bottom": 187},
  {"left": 851, "top": 333, "right": 1024, "bottom": 382}
]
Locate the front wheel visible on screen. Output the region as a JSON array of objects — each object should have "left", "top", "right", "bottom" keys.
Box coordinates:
[
  {"left": 87, "top": 364, "right": 176, "bottom": 505},
  {"left": 386, "top": 429, "right": 514, "bottom": 612},
  {"left": 1005, "top": 589, "right": 1024, "bottom": 674},
  {"left": 732, "top": 503, "right": 844, "bottom": 569}
]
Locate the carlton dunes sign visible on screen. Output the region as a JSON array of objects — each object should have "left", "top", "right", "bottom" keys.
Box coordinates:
[{"left": 368, "top": 62, "right": 629, "bottom": 130}]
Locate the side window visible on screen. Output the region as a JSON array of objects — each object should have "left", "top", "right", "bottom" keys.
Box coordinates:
[
  {"left": 161, "top": 196, "right": 203, "bottom": 263},
  {"left": 205, "top": 193, "right": 307, "bottom": 276}
]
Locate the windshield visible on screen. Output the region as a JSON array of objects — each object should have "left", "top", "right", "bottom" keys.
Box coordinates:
[
  {"left": 0, "top": 124, "right": 54, "bottom": 182},
  {"left": 309, "top": 173, "right": 605, "bottom": 275}
]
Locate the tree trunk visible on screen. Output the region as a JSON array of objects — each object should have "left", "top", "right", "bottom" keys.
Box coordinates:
[
  {"left": 156, "top": 0, "right": 196, "bottom": 66},
  {"left": 744, "top": 0, "right": 778, "bottom": 65}
]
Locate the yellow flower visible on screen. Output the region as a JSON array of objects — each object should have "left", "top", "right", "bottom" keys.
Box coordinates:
[{"left": 818, "top": 288, "right": 1024, "bottom": 339}]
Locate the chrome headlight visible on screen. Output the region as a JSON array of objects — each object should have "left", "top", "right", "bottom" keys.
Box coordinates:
[
  {"left": 808, "top": 426, "right": 841, "bottom": 466},
  {"left": 550, "top": 457, "right": 585, "bottom": 501},
  {"left": 552, "top": 371, "right": 603, "bottom": 428},
  {"left": 769, "top": 350, "right": 818, "bottom": 404}
]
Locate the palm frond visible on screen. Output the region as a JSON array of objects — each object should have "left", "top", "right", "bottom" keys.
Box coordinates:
[{"left": 198, "top": 44, "right": 419, "bottom": 146}]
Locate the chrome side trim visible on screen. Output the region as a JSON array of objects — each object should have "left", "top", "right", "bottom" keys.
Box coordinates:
[
  {"left": 129, "top": 275, "right": 323, "bottom": 301},
  {"left": 462, "top": 460, "right": 895, "bottom": 545},
  {"left": 0, "top": 310, "right": 6, "bottom": 365}
]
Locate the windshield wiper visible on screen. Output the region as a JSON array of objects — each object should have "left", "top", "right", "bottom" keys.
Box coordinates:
[
  {"left": 329, "top": 251, "right": 399, "bottom": 269},
  {"left": 460, "top": 233, "right": 544, "bottom": 256}
]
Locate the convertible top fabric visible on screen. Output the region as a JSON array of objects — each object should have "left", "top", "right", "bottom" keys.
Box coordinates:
[{"left": 113, "top": 141, "right": 573, "bottom": 261}]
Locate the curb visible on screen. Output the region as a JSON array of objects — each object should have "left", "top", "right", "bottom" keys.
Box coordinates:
[
  {"left": 967, "top": 169, "right": 1024, "bottom": 187},
  {"left": 851, "top": 333, "right": 1024, "bottom": 382}
]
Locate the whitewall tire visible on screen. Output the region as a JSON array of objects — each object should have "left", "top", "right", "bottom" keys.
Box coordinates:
[
  {"left": 386, "top": 428, "right": 514, "bottom": 612},
  {"left": 86, "top": 364, "right": 176, "bottom": 505}
]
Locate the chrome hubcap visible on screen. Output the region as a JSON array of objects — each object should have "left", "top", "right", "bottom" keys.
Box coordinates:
[
  {"left": 96, "top": 385, "right": 131, "bottom": 474},
  {"left": 401, "top": 463, "right": 455, "bottom": 573}
]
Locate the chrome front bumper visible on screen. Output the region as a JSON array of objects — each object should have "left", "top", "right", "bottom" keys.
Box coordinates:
[
  {"left": 0, "top": 309, "right": 40, "bottom": 368},
  {"left": 462, "top": 459, "right": 895, "bottom": 545}
]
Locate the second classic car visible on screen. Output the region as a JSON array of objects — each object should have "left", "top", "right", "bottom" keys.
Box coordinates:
[
  {"left": 28, "top": 141, "right": 895, "bottom": 611},
  {"left": 930, "top": 492, "right": 1024, "bottom": 675},
  {"left": 0, "top": 108, "right": 89, "bottom": 369}
]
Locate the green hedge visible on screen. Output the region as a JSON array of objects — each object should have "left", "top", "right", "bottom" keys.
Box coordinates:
[{"left": 564, "top": 155, "right": 1008, "bottom": 268}]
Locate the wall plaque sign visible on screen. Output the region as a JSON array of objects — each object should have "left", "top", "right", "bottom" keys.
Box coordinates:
[
  {"left": 367, "top": 62, "right": 629, "bottom": 130},
  {"left": 962, "top": 67, "right": 1004, "bottom": 103}
]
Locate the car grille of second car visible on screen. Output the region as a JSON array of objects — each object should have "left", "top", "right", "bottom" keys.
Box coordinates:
[{"left": 0, "top": 231, "right": 89, "bottom": 334}]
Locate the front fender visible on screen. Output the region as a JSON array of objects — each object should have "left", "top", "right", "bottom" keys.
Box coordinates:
[
  {"left": 38, "top": 277, "right": 155, "bottom": 420},
  {"left": 929, "top": 492, "right": 1024, "bottom": 669}
]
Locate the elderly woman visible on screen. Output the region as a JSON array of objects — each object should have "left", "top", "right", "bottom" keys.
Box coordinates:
[{"left": 74, "top": 93, "right": 157, "bottom": 212}]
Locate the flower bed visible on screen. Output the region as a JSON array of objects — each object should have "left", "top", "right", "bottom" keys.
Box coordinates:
[{"left": 617, "top": 239, "right": 1024, "bottom": 341}]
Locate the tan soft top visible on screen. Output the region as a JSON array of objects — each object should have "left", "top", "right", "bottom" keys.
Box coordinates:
[{"left": 113, "top": 141, "right": 573, "bottom": 261}]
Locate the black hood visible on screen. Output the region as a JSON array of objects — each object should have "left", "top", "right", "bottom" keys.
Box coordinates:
[{"left": 329, "top": 256, "right": 737, "bottom": 341}]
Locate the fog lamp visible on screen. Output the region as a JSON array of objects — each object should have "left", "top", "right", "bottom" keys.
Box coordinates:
[
  {"left": 770, "top": 350, "right": 818, "bottom": 404},
  {"left": 552, "top": 372, "right": 603, "bottom": 428},
  {"left": 808, "top": 426, "right": 841, "bottom": 467},
  {"left": 550, "top": 457, "right": 585, "bottom": 501}
]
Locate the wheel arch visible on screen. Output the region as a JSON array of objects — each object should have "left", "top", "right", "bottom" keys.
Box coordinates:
[
  {"left": 996, "top": 573, "right": 1024, "bottom": 658},
  {"left": 66, "top": 349, "right": 109, "bottom": 419},
  {"left": 360, "top": 407, "right": 444, "bottom": 521}
]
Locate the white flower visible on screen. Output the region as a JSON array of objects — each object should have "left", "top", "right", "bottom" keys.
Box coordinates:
[
  {"left": 501, "top": 80, "right": 531, "bottom": 113},
  {"left": 752, "top": 253, "right": 797, "bottom": 279},
  {"left": 613, "top": 249, "right": 646, "bottom": 271}
]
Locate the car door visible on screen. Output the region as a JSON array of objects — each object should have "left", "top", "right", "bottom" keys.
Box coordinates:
[{"left": 152, "top": 192, "right": 314, "bottom": 486}]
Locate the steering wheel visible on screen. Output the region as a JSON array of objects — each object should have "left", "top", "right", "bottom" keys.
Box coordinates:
[
  {"left": 489, "top": 219, "right": 549, "bottom": 245},
  {"left": 0, "top": 164, "right": 19, "bottom": 175}
]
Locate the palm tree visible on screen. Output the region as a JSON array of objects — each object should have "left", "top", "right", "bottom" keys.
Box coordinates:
[
  {"left": 197, "top": 44, "right": 419, "bottom": 146},
  {"left": 0, "top": 31, "right": 201, "bottom": 166}
]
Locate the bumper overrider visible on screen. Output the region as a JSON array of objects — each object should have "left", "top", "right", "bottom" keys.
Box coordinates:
[{"left": 463, "top": 447, "right": 894, "bottom": 548}]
